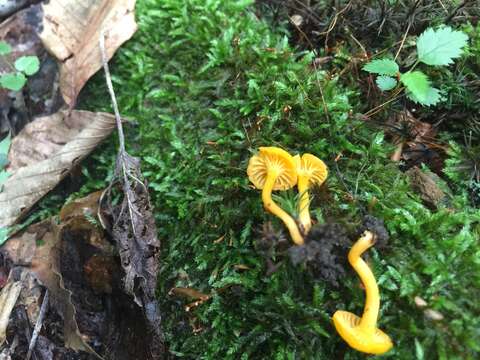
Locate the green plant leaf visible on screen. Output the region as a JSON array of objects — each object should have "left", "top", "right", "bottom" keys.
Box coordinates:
[
  {"left": 400, "top": 71, "right": 430, "bottom": 103},
  {"left": 407, "top": 86, "right": 442, "bottom": 106},
  {"left": 0, "top": 72, "right": 26, "bottom": 91},
  {"left": 0, "top": 41, "right": 11, "bottom": 56},
  {"left": 0, "top": 155, "right": 7, "bottom": 169},
  {"left": 363, "top": 59, "right": 399, "bottom": 76},
  {"left": 0, "top": 227, "right": 8, "bottom": 245},
  {"left": 0, "top": 133, "right": 11, "bottom": 169},
  {"left": 14, "top": 56, "right": 40, "bottom": 76},
  {"left": 376, "top": 76, "right": 397, "bottom": 91},
  {"left": 417, "top": 27, "right": 468, "bottom": 66}
]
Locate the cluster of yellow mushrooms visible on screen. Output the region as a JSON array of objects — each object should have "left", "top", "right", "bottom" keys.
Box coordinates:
[
  {"left": 247, "top": 146, "right": 328, "bottom": 244},
  {"left": 247, "top": 147, "right": 393, "bottom": 355}
]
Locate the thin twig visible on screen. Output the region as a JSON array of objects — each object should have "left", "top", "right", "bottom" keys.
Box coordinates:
[
  {"left": 99, "top": 30, "right": 126, "bottom": 153},
  {"left": 26, "top": 290, "right": 49, "bottom": 360},
  {"left": 445, "top": 0, "right": 469, "bottom": 23},
  {"left": 99, "top": 30, "right": 141, "bottom": 237},
  {"left": 364, "top": 88, "right": 404, "bottom": 118},
  {"left": 319, "top": 1, "right": 352, "bottom": 52},
  {"left": 288, "top": 15, "right": 316, "bottom": 51},
  {"left": 344, "top": 26, "right": 367, "bottom": 58},
  {"left": 395, "top": 21, "right": 411, "bottom": 61},
  {"left": 437, "top": 0, "right": 448, "bottom": 13}
]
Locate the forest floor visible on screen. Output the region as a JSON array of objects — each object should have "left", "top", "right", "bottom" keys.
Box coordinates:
[{"left": 31, "top": 0, "right": 480, "bottom": 358}]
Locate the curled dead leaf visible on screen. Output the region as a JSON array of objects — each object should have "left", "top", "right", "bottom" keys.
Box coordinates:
[
  {"left": 169, "top": 287, "right": 211, "bottom": 301},
  {"left": 0, "top": 110, "right": 116, "bottom": 228},
  {"left": 40, "top": 0, "right": 138, "bottom": 106}
]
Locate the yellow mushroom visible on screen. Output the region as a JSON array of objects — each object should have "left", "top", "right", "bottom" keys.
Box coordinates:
[
  {"left": 332, "top": 231, "right": 393, "bottom": 355},
  {"left": 247, "top": 147, "right": 304, "bottom": 245},
  {"left": 293, "top": 153, "right": 328, "bottom": 234}
]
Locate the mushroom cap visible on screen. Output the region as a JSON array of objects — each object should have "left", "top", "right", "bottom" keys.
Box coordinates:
[
  {"left": 333, "top": 311, "right": 393, "bottom": 355},
  {"left": 294, "top": 153, "right": 328, "bottom": 187},
  {"left": 247, "top": 147, "right": 297, "bottom": 190}
]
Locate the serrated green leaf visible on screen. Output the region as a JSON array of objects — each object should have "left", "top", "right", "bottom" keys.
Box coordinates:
[
  {"left": 0, "top": 41, "right": 11, "bottom": 56},
  {"left": 14, "top": 56, "right": 40, "bottom": 76},
  {"left": 407, "top": 86, "right": 442, "bottom": 106},
  {"left": 400, "top": 71, "right": 430, "bottom": 103},
  {"left": 417, "top": 27, "right": 468, "bottom": 66},
  {"left": 363, "top": 59, "right": 399, "bottom": 76},
  {"left": 376, "top": 76, "right": 397, "bottom": 91},
  {"left": 0, "top": 73, "right": 26, "bottom": 91}
]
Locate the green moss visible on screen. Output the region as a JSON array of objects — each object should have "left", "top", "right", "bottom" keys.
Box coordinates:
[{"left": 78, "top": 0, "right": 480, "bottom": 358}]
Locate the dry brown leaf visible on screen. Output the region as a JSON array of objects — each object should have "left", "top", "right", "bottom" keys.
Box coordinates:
[
  {"left": 0, "top": 279, "right": 22, "bottom": 347},
  {"left": 40, "top": 0, "right": 137, "bottom": 106},
  {"left": 169, "top": 287, "right": 211, "bottom": 301},
  {"left": 7, "top": 111, "right": 95, "bottom": 171},
  {"left": 0, "top": 231, "right": 36, "bottom": 265},
  {"left": 0, "top": 110, "right": 116, "bottom": 228}
]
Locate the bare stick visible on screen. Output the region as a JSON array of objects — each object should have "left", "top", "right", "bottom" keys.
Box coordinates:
[
  {"left": 395, "top": 21, "right": 411, "bottom": 61},
  {"left": 99, "top": 30, "right": 141, "bottom": 236},
  {"left": 99, "top": 29, "right": 126, "bottom": 153},
  {"left": 445, "top": 0, "right": 469, "bottom": 23},
  {"left": 26, "top": 290, "right": 49, "bottom": 360}
]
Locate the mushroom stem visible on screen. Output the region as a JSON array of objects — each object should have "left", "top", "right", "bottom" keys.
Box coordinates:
[
  {"left": 297, "top": 175, "right": 311, "bottom": 233},
  {"left": 262, "top": 172, "right": 304, "bottom": 245},
  {"left": 348, "top": 231, "right": 379, "bottom": 332}
]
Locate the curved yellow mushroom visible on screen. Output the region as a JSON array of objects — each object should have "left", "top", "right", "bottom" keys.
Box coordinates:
[
  {"left": 332, "top": 231, "right": 393, "bottom": 354},
  {"left": 247, "top": 147, "right": 304, "bottom": 245},
  {"left": 293, "top": 153, "right": 328, "bottom": 234}
]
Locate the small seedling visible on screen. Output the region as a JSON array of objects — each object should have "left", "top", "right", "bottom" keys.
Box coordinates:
[
  {"left": 0, "top": 40, "right": 40, "bottom": 91},
  {"left": 363, "top": 26, "right": 468, "bottom": 106}
]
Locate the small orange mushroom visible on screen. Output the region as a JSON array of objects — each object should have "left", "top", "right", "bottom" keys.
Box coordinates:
[
  {"left": 293, "top": 153, "right": 328, "bottom": 233},
  {"left": 332, "top": 231, "right": 393, "bottom": 355},
  {"left": 247, "top": 147, "right": 304, "bottom": 245}
]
